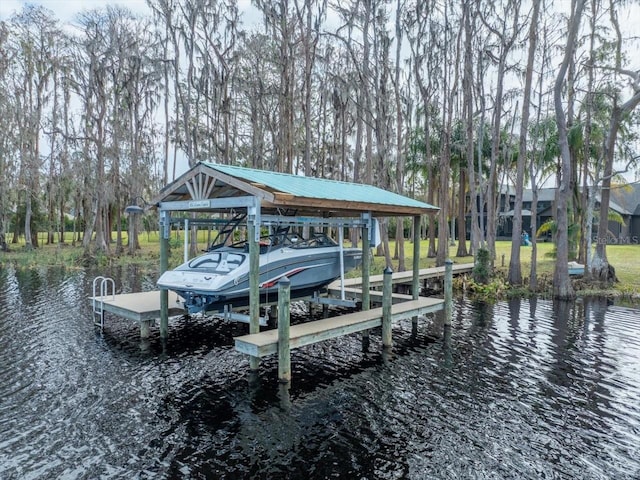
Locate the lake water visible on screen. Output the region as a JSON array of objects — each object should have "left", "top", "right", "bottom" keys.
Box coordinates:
[{"left": 1, "top": 265, "right": 639, "bottom": 479}]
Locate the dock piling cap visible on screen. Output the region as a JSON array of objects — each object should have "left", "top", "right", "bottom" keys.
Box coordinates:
[
  {"left": 384, "top": 267, "right": 393, "bottom": 275},
  {"left": 278, "top": 276, "right": 291, "bottom": 285}
]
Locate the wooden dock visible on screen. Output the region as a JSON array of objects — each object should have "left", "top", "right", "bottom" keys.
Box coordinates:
[
  {"left": 89, "top": 262, "right": 466, "bottom": 343},
  {"left": 326, "top": 286, "right": 413, "bottom": 304},
  {"left": 90, "top": 290, "right": 184, "bottom": 322},
  {"left": 234, "top": 260, "right": 460, "bottom": 383},
  {"left": 235, "top": 296, "right": 444, "bottom": 358},
  {"left": 329, "top": 262, "right": 474, "bottom": 290}
]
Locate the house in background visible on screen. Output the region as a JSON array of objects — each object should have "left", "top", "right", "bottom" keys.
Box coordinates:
[
  {"left": 496, "top": 188, "right": 554, "bottom": 239},
  {"left": 609, "top": 183, "right": 640, "bottom": 241},
  {"left": 494, "top": 185, "right": 640, "bottom": 244}
]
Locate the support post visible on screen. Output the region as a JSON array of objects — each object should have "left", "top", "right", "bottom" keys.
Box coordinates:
[
  {"left": 183, "top": 218, "right": 189, "bottom": 263},
  {"left": 444, "top": 258, "right": 453, "bottom": 326},
  {"left": 248, "top": 218, "right": 260, "bottom": 371},
  {"left": 338, "top": 224, "right": 345, "bottom": 300},
  {"left": 361, "top": 216, "right": 371, "bottom": 349},
  {"left": 159, "top": 210, "right": 170, "bottom": 338},
  {"left": 362, "top": 218, "right": 371, "bottom": 311},
  {"left": 382, "top": 267, "right": 393, "bottom": 349},
  {"left": 140, "top": 320, "right": 151, "bottom": 338},
  {"left": 277, "top": 277, "right": 291, "bottom": 383},
  {"left": 412, "top": 215, "right": 421, "bottom": 329}
]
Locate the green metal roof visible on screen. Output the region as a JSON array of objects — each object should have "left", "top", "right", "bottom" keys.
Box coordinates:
[{"left": 202, "top": 162, "right": 438, "bottom": 212}]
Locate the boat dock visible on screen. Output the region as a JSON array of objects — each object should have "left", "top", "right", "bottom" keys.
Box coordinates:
[
  {"left": 234, "top": 263, "right": 458, "bottom": 383},
  {"left": 87, "top": 163, "right": 481, "bottom": 385},
  {"left": 90, "top": 290, "right": 184, "bottom": 322},
  {"left": 90, "top": 288, "right": 185, "bottom": 337},
  {"left": 89, "top": 262, "right": 473, "bottom": 338},
  {"left": 235, "top": 296, "right": 444, "bottom": 358},
  {"left": 333, "top": 263, "right": 474, "bottom": 289}
]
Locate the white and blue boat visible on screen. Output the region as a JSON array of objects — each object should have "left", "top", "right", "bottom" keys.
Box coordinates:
[{"left": 157, "top": 227, "right": 362, "bottom": 313}]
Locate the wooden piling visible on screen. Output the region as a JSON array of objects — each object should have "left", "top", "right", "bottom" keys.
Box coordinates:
[
  {"left": 277, "top": 277, "right": 291, "bottom": 383},
  {"left": 159, "top": 218, "right": 169, "bottom": 338},
  {"left": 361, "top": 219, "right": 371, "bottom": 348},
  {"left": 248, "top": 221, "right": 260, "bottom": 371},
  {"left": 362, "top": 221, "right": 371, "bottom": 311},
  {"left": 140, "top": 320, "right": 151, "bottom": 339},
  {"left": 444, "top": 258, "right": 453, "bottom": 326},
  {"left": 382, "top": 267, "right": 393, "bottom": 349},
  {"left": 412, "top": 215, "right": 421, "bottom": 328}
]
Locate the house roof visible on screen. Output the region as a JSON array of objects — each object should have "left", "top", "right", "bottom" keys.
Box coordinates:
[
  {"left": 610, "top": 183, "right": 640, "bottom": 216},
  {"left": 522, "top": 188, "right": 556, "bottom": 203},
  {"left": 521, "top": 187, "right": 632, "bottom": 215},
  {"left": 151, "top": 162, "right": 439, "bottom": 217}
]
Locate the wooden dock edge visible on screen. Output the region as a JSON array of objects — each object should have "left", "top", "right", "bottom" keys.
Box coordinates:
[
  {"left": 234, "top": 297, "right": 444, "bottom": 358},
  {"left": 330, "top": 262, "right": 474, "bottom": 289},
  {"left": 90, "top": 290, "right": 184, "bottom": 322}
]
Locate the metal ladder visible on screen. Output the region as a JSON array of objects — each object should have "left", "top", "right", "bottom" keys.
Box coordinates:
[{"left": 92, "top": 276, "right": 115, "bottom": 329}]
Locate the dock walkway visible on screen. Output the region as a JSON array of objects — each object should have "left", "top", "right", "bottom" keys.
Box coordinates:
[
  {"left": 329, "top": 262, "right": 474, "bottom": 290},
  {"left": 90, "top": 290, "right": 184, "bottom": 322},
  {"left": 235, "top": 296, "right": 444, "bottom": 358}
]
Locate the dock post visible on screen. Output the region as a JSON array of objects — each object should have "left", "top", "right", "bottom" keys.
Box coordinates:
[
  {"left": 140, "top": 320, "right": 151, "bottom": 338},
  {"left": 382, "top": 267, "right": 393, "bottom": 349},
  {"left": 362, "top": 218, "right": 371, "bottom": 311},
  {"left": 248, "top": 220, "right": 260, "bottom": 371},
  {"left": 412, "top": 215, "right": 421, "bottom": 330},
  {"left": 444, "top": 258, "right": 453, "bottom": 326},
  {"left": 361, "top": 215, "right": 371, "bottom": 349},
  {"left": 159, "top": 210, "right": 170, "bottom": 338},
  {"left": 277, "top": 277, "right": 291, "bottom": 383}
]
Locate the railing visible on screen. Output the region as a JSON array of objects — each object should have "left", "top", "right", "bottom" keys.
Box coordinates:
[{"left": 92, "top": 276, "right": 115, "bottom": 329}]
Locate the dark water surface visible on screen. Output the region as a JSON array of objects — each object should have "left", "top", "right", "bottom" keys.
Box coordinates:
[{"left": 1, "top": 265, "right": 639, "bottom": 479}]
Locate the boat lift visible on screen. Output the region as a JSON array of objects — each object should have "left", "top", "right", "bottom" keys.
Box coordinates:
[{"left": 174, "top": 213, "right": 378, "bottom": 312}]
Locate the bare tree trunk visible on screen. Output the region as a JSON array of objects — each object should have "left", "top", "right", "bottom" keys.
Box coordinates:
[
  {"left": 427, "top": 166, "right": 437, "bottom": 257},
  {"left": 508, "top": 0, "right": 540, "bottom": 285},
  {"left": 553, "top": 0, "right": 584, "bottom": 299},
  {"left": 394, "top": 0, "right": 406, "bottom": 271},
  {"left": 463, "top": 3, "right": 480, "bottom": 255},
  {"left": 437, "top": 1, "right": 462, "bottom": 266},
  {"left": 580, "top": 0, "right": 598, "bottom": 266},
  {"left": 482, "top": 0, "right": 520, "bottom": 264},
  {"left": 592, "top": 2, "right": 640, "bottom": 281},
  {"left": 456, "top": 167, "right": 468, "bottom": 256}
]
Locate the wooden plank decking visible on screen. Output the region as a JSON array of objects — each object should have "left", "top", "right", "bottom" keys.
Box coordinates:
[
  {"left": 331, "top": 262, "right": 473, "bottom": 289},
  {"left": 234, "top": 296, "right": 444, "bottom": 358},
  {"left": 326, "top": 286, "right": 413, "bottom": 304},
  {"left": 90, "top": 290, "right": 184, "bottom": 322}
]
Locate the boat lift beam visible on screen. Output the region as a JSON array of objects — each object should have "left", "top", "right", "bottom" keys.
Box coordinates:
[
  {"left": 260, "top": 215, "right": 367, "bottom": 228},
  {"left": 215, "top": 305, "right": 268, "bottom": 327},
  {"left": 158, "top": 196, "right": 256, "bottom": 211}
]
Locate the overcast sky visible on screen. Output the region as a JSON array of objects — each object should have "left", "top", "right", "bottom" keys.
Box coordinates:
[
  {"left": 1, "top": 0, "right": 151, "bottom": 21},
  {"left": 0, "top": 0, "right": 265, "bottom": 24}
]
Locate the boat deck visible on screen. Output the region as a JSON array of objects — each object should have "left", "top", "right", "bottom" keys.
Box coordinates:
[{"left": 234, "top": 296, "right": 444, "bottom": 358}]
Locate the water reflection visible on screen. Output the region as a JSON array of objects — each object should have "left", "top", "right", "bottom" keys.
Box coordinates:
[{"left": 0, "top": 265, "right": 639, "bottom": 479}]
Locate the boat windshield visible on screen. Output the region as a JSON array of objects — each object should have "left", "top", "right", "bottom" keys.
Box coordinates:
[
  {"left": 226, "top": 230, "right": 339, "bottom": 251},
  {"left": 184, "top": 252, "right": 246, "bottom": 273}
]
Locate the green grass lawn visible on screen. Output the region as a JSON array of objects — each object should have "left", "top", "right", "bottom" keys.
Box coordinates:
[
  {"left": 360, "top": 239, "right": 640, "bottom": 296},
  {"left": 2, "top": 232, "right": 639, "bottom": 296}
]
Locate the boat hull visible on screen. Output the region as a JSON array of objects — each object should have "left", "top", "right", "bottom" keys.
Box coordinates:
[{"left": 157, "top": 246, "right": 362, "bottom": 313}]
